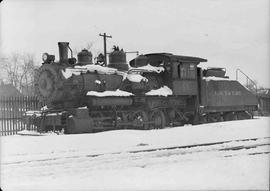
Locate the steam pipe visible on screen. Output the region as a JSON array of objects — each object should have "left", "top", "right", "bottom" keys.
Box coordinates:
[{"left": 68, "top": 46, "right": 73, "bottom": 58}]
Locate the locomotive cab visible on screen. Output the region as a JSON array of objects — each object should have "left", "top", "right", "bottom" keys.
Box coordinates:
[{"left": 143, "top": 53, "right": 207, "bottom": 95}]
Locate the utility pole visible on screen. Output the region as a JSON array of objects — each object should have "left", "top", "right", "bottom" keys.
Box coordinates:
[{"left": 99, "top": 33, "right": 112, "bottom": 66}]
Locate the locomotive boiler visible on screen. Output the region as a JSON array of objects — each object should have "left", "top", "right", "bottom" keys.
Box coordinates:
[
  {"left": 26, "top": 41, "right": 258, "bottom": 134},
  {"left": 36, "top": 43, "right": 124, "bottom": 107}
]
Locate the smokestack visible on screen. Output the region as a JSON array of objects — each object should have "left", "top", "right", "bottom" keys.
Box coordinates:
[{"left": 58, "top": 42, "right": 69, "bottom": 63}]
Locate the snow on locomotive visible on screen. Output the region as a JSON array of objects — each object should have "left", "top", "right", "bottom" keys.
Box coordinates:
[{"left": 25, "top": 42, "right": 258, "bottom": 134}]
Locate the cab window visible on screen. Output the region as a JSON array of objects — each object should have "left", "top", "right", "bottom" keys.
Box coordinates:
[{"left": 178, "top": 63, "right": 196, "bottom": 79}]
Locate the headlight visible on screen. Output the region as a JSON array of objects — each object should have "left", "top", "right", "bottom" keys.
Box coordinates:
[
  {"left": 42, "top": 53, "right": 55, "bottom": 63},
  {"left": 42, "top": 53, "right": 49, "bottom": 62}
]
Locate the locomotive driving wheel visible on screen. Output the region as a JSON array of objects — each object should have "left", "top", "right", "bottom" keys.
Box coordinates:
[
  {"left": 206, "top": 113, "right": 222, "bottom": 123},
  {"left": 130, "top": 110, "right": 149, "bottom": 130},
  {"left": 91, "top": 111, "right": 104, "bottom": 129},
  {"left": 223, "top": 112, "right": 237, "bottom": 121},
  {"left": 149, "top": 109, "right": 166, "bottom": 129}
]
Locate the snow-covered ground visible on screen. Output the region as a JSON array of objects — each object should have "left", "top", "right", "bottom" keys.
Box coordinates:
[{"left": 1, "top": 117, "right": 269, "bottom": 191}]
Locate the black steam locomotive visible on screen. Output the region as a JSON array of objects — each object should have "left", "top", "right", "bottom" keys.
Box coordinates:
[{"left": 26, "top": 42, "right": 258, "bottom": 134}]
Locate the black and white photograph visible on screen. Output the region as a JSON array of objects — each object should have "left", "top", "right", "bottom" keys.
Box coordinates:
[{"left": 0, "top": 0, "right": 269, "bottom": 190}]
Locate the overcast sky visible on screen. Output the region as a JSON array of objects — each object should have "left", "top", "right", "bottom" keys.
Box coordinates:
[{"left": 0, "top": 0, "right": 269, "bottom": 87}]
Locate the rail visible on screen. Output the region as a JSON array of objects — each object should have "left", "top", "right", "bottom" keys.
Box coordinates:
[{"left": 236, "top": 68, "right": 258, "bottom": 95}]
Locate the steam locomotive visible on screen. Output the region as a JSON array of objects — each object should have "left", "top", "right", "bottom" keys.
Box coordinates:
[{"left": 25, "top": 42, "right": 258, "bottom": 134}]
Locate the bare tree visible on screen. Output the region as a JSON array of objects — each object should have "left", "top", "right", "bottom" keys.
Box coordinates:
[
  {"left": 85, "top": 42, "right": 94, "bottom": 51},
  {"left": 1, "top": 53, "right": 20, "bottom": 88},
  {"left": 20, "top": 54, "right": 37, "bottom": 95},
  {"left": 0, "top": 53, "right": 38, "bottom": 95}
]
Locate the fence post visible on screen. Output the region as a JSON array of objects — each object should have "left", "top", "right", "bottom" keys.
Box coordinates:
[{"left": 0, "top": 96, "right": 40, "bottom": 136}]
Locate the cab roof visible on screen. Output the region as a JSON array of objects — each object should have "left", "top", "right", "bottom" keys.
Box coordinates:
[
  {"left": 145, "top": 53, "right": 207, "bottom": 63},
  {"left": 129, "top": 53, "right": 207, "bottom": 67}
]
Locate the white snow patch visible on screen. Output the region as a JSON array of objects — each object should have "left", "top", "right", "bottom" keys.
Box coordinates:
[
  {"left": 146, "top": 86, "right": 173, "bottom": 96},
  {"left": 87, "top": 89, "right": 133, "bottom": 97},
  {"left": 77, "top": 106, "right": 87, "bottom": 109},
  {"left": 25, "top": 111, "right": 64, "bottom": 117},
  {"left": 203, "top": 76, "right": 233, "bottom": 81},
  {"left": 25, "top": 110, "right": 42, "bottom": 117},
  {"left": 95, "top": 79, "right": 101, "bottom": 84},
  {"left": 61, "top": 68, "right": 82, "bottom": 79},
  {"left": 26, "top": 106, "right": 47, "bottom": 116},
  {"left": 16, "top": 130, "right": 60, "bottom": 136},
  {"left": 61, "top": 64, "right": 125, "bottom": 79},
  {"left": 126, "top": 73, "right": 148, "bottom": 83},
  {"left": 130, "top": 64, "right": 165, "bottom": 73},
  {"left": 75, "top": 64, "right": 118, "bottom": 74},
  {"left": 41, "top": 105, "right": 48, "bottom": 111},
  {"left": 61, "top": 64, "right": 164, "bottom": 82}
]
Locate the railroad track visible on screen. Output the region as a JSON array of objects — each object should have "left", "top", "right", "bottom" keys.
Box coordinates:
[{"left": 3, "top": 136, "right": 270, "bottom": 166}]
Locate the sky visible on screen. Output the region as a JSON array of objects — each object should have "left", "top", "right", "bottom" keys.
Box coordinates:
[{"left": 0, "top": 0, "right": 269, "bottom": 87}]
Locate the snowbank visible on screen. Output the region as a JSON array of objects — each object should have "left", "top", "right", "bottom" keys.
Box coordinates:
[
  {"left": 1, "top": 117, "right": 269, "bottom": 190},
  {"left": 2, "top": 117, "right": 269, "bottom": 164},
  {"left": 17, "top": 130, "right": 60, "bottom": 136}
]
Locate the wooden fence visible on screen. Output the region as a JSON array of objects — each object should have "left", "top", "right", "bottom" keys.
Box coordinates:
[{"left": 0, "top": 96, "right": 41, "bottom": 136}]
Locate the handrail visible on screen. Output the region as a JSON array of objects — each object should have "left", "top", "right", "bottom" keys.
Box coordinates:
[{"left": 236, "top": 68, "right": 257, "bottom": 95}]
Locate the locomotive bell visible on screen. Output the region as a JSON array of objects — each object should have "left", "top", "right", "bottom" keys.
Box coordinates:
[
  {"left": 77, "top": 49, "right": 93, "bottom": 65},
  {"left": 108, "top": 46, "right": 128, "bottom": 71}
]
